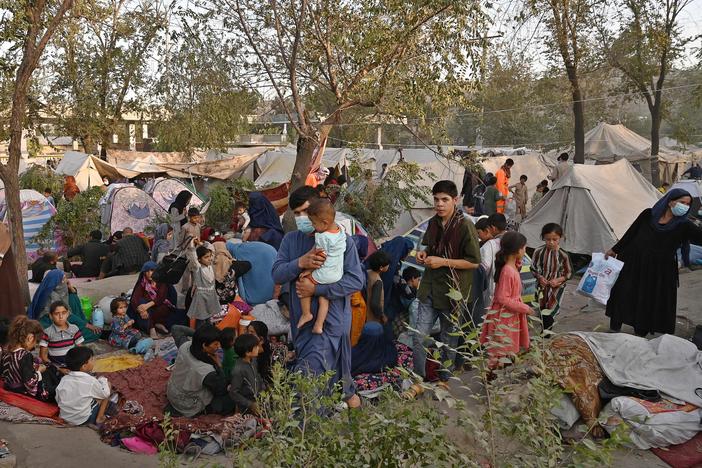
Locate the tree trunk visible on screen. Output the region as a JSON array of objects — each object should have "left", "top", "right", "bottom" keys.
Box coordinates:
[
  {"left": 567, "top": 67, "right": 585, "bottom": 164},
  {"left": 282, "top": 135, "right": 317, "bottom": 232},
  {"left": 649, "top": 103, "right": 662, "bottom": 186}
]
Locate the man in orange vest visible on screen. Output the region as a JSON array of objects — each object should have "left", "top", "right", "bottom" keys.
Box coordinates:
[{"left": 495, "top": 158, "right": 514, "bottom": 214}]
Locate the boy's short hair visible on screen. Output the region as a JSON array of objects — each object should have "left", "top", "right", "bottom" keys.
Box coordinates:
[
  {"left": 432, "top": 180, "right": 458, "bottom": 197},
  {"left": 188, "top": 207, "right": 201, "bottom": 217},
  {"left": 49, "top": 301, "right": 69, "bottom": 315},
  {"left": 234, "top": 333, "right": 259, "bottom": 357},
  {"left": 196, "top": 245, "right": 211, "bottom": 259},
  {"left": 520, "top": 175, "right": 528, "bottom": 181},
  {"left": 487, "top": 176, "right": 498, "bottom": 186},
  {"left": 219, "top": 327, "right": 236, "bottom": 350},
  {"left": 367, "top": 251, "right": 391, "bottom": 272},
  {"left": 43, "top": 251, "right": 58, "bottom": 262},
  {"left": 487, "top": 213, "right": 507, "bottom": 232},
  {"left": 505, "top": 158, "right": 514, "bottom": 167},
  {"left": 475, "top": 217, "right": 490, "bottom": 231},
  {"left": 307, "top": 197, "right": 335, "bottom": 221},
  {"left": 90, "top": 230, "right": 103, "bottom": 241},
  {"left": 65, "top": 346, "right": 94, "bottom": 372},
  {"left": 44, "top": 187, "right": 52, "bottom": 194},
  {"left": 402, "top": 266, "right": 421, "bottom": 282}
]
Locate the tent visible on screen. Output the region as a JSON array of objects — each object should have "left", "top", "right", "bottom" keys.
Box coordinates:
[
  {"left": 583, "top": 122, "right": 690, "bottom": 183},
  {"left": 55, "top": 151, "right": 103, "bottom": 190},
  {"left": 158, "top": 152, "right": 264, "bottom": 180},
  {"left": 148, "top": 178, "right": 205, "bottom": 212},
  {"left": 254, "top": 146, "right": 350, "bottom": 187},
  {"left": 0, "top": 189, "right": 58, "bottom": 261},
  {"left": 519, "top": 159, "right": 661, "bottom": 254},
  {"left": 399, "top": 213, "right": 536, "bottom": 303},
  {"left": 100, "top": 186, "right": 167, "bottom": 234}
]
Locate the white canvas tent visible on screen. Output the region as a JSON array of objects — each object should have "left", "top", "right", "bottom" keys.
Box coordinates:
[
  {"left": 254, "top": 146, "right": 350, "bottom": 187},
  {"left": 519, "top": 159, "right": 661, "bottom": 254},
  {"left": 55, "top": 151, "right": 105, "bottom": 190},
  {"left": 583, "top": 122, "right": 691, "bottom": 183}
]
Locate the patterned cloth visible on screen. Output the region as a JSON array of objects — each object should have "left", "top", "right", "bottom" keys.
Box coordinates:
[
  {"left": 353, "top": 343, "right": 413, "bottom": 392},
  {"left": 546, "top": 334, "right": 604, "bottom": 430},
  {"left": 0, "top": 400, "right": 56, "bottom": 425},
  {"left": 109, "top": 315, "right": 142, "bottom": 349}
]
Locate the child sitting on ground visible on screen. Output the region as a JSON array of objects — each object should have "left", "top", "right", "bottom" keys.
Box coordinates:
[
  {"left": 1, "top": 316, "right": 55, "bottom": 401},
  {"left": 39, "top": 301, "right": 84, "bottom": 368},
  {"left": 531, "top": 223, "right": 572, "bottom": 330},
  {"left": 108, "top": 298, "right": 154, "bottom": 355},
  {"left": 296, "top": 198, "right": 347, "bottom": 334},
  {"left": 479, "top": 232, "right": 534, "bottom": 370},
  {"left": 56, "top": 346, "right": 114, "bottom": 426},
  {"left": 229, "top": 333, "right": 263, "bottom": 415},
  {"left": 220, "top": 327, "right": 237, "bottom": 380},
  {"left": 188, "top": 245, "right": 220, "bottom": 329}
]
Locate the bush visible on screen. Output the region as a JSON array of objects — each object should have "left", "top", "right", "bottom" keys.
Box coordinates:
[
  {"left": 238, "top": 366, "right": 468, "bottom": 467},
  {"left": 37, "top": 186, "right": 103, "bottom": 248},
  {"left": 205, "top": 178, "right": 255, "bottom": 231},
  {"left": 19, "top": 166, "right": 64, "bottom": 203},
  {"left": 337, "top": 159, "right": 430, "bottom": 238}
]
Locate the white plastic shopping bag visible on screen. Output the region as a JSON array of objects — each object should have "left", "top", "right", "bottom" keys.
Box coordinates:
[{"left": 576, "top": 252, "right": 624, "bottom": 305}]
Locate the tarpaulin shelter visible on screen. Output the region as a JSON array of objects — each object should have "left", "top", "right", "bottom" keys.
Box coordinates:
[
  {"left": 158, "top": 152, "right": 264, "bottom": 180},
  {"left": 100, "top": 186, "right": 167, "bottom": 234},
  {"left": 148, "top": 178, "right": 205, "bottom": 212},
  {"left": 56, "top": 151, "right": 141, "bottom": 189},
  {"left": 0, "top": 189, "right": 58, "bottom": 261},
  {"left": 254, "top": 146, "right": 349, "bottom": 187},
  {"left": 519, "top": 159, "right": 661, "bottom": 254},
  {"left": 583, "top": 122, "right": 690, "bottom": 184}
]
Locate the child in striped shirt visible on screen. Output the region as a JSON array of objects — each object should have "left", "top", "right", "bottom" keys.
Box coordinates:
[{"left": 39, "top": 301, "right": 84, "bottom": 369}]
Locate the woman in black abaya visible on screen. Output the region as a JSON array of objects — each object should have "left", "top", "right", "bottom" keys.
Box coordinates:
[{"left": 606, "top": 188, "right": 702, "bottom": 336}]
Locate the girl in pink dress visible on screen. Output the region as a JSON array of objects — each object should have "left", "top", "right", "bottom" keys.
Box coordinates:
[{"left": 479, "top": 232, "right": 533, "bottom": 369}]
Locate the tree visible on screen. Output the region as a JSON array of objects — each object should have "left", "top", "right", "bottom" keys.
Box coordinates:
[
  {"left": 527, "top": 0, "right": 600, "bottom": 163},
  {"left": 152, "top": 13, "right": 259, "bottom": 153},
  {"left": 0, "top": 0, "right": 74, "bottom": 305},
  {"left": 598, "top": 0, "right": 694, "bottom": 183},
  {"left": 44, "top": 0, "right": 168, "bottom": 155},
  {"left": 215, "top": 0, "right": 486, "bottom": 198}
]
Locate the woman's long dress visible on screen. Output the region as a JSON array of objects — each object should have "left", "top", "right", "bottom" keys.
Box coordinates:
[{"left": 606, "top": 209, "right": 702, "bottom": 335}]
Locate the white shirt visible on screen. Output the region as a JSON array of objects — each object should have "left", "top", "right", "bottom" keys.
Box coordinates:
[
  {"left": 480, "top": 237, "right": 502, "bottom": 304},
  {"left": 56, "top": 371, "right": 111, "bottom": 425}
]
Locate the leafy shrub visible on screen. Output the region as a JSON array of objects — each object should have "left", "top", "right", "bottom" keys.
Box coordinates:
[
  {"left": 19, "top": 166, "right": 64, "bottom": 203},
  {"left": 205, "top": 178, "right": 255, "bottom": 231},
  {"left": 37, "top": 186, "right": 103, "bottom": 248},
  {"left": 238, "top": 366, "right": 468, "bottom": 467},
  {"left": 337, "top": 159, "right": 430, "bottom": 238}
]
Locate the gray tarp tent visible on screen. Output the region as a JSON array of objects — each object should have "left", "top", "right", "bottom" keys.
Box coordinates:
[{"left": 519, "top": 159, "right": 661, "bottom": 254}]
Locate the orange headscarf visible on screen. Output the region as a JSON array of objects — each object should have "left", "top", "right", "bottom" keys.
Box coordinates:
[{"left": 63, "top": 176, "right": 80, "bottom": 201}]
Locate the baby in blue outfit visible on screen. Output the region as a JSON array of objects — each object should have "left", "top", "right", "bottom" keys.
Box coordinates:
[{"left": 297, "top": 197, "right": 347, "bottom": 334}]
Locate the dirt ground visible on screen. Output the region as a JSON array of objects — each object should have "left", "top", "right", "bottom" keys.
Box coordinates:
[{"left": 2, "top": 270, "right": 701, "bottom": 467}]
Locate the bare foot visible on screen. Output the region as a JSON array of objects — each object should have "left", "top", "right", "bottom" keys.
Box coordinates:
[
  {"left": 95, "top": 414, "right": 106, "bottom": 424},
  {"left": 346, "top": 394, "right": 361, "bottom": 409},
  {"left": 311, "top": 324, "right": 324, "bottom": 334},
  {"left": 297, "top": 314, "right": 313, "bottom": 329},
  {"left": 155, "top": 324, "right": 169, "bottom": 335},
  {"left": 149, "top": 328, "right": 159, "bottom": 339}
]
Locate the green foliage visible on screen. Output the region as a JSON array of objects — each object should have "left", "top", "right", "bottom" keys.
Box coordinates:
[
  {"left": 19, "top": 166, "right": 64, "bottom": 201},
  {"left": 337, "top": 159, "right": 430, "bottom": 237},
  {"left": 152, "top": 14, "right": 259, "bottom": 153},
  {"left": 205, "top": 179, "right": 255, "bottom": 231},
  {"left": 37, "top": 186, "right": 103, "bottom": 248},
  {"left": 238, "top": 365, "right": 468, "bottom": 467},
  {"left": 158, "top": 413, "right": 179, "bottom": 468}
]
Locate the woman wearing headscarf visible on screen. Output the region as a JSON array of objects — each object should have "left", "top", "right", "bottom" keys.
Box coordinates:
[
  {"left": 169, "top": 190, "right": 192, "bottom": 249},
  {"left": 606, "top": 188, "right": 702, "bottom": 336},
  {"left": 246, "top": 192, "right": 284, "bottom": 250},
  {"left": 27, "top": 269, "right": 101, "bottom": 342},
  {"left": 0, "top": 223, "right": 24, "bottom": 319},
  {"left": 128, "top": 261, "right": 183, "bottom": 337},
  {"left": 63, "top": 176, "right": 80, "bottom": 202},
  {"left": 226, "top": 240, "right": 275, "bottom": 306},
  {"left": 151, "top": 223, "right": 172, "bottom": 263},
  {"left": 212, "top": 241, "right": 251, "bottom": 304},
  {"left": 166, "top": 324, "right": 235, "bottom": 416}
]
